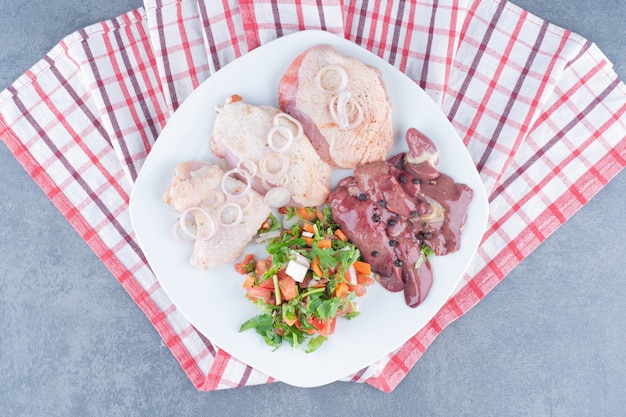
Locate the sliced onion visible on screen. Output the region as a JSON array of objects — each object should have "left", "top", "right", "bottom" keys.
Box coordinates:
[
  {"left": 172, "top": 219, "right": 195, "bottom": 243},
  {"left": 221, "top": 168, "right": 251, "bottom": 198},
  {"left": 316, "top": 65, "right": 348, "bottom": 92},
  {"left": 178, "top": 206, "right": 217, "bottom": 241},
  {"left": 259, "top": 153, "right": 289, "bottom": 180},
  {"left": 216, "top": 202, "right": 243, "bottom": 227},
  {"left": 346, "top": 265, "right": 358, "bottom": 285},
  {"left": 273, "top": 113, "right": 303, "bottom": 139},
  {"left": 229, "top": 192, "right": 253, "bottom": 211},
  {"left": 172, "top": 180, "right": 193, "bottom": 199},
  {"left": 329, "top": 91, "right": 364, "bottom": 130},
  {"left": 282, "top": 213, "right": 300, "bottom": 229},
  {"left": 237, "top": 158, "right": 258, "bottom": 178},
  {"left": 202, "top": 189, "right": 225, "bottom": 210},
  {"left": 255, "top": 229, "right": 282, "bottom": 244},
  {"left": 264, "top": 187, "right": 291, "bottom": 208},
  {"left": 267, "top": 125, "right": 294, "bottom": 153}
]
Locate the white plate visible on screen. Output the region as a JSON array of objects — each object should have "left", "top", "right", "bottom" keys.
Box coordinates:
[{"left": 129, "top": 30, "right": 489, "bottom": 388}]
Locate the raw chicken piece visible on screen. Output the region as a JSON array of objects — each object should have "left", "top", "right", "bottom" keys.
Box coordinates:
[
  {"left": 210, "top": 95, "right": 332, "bottom": 207},
  {"left": 278, "top": 44, "right": 394, "bottom": 168},
  {"left": 164, "top": 161, "right": 271, "bottom": 270}
]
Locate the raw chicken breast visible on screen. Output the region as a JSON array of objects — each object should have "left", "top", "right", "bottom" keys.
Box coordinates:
[
  {"left": 164, "top": 161, "right": 271, "bottom": 270},
  {"left": 210, "top": 95, "right": 332, "bottom": 207},
  {"left": 278, "top": 44, "right": 394, "bottom": 168}
]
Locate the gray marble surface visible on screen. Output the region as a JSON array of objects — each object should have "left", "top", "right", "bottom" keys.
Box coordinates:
[{"left": 0, "top": 1, "right": 624, "bottom": 416}]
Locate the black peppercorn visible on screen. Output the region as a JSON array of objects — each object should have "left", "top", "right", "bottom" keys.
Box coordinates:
[
  {"left": 378, "top": 199, "right": 385, "bottom": 208},
  {"left": 394, "top": 259, "right": 404, "bottom": 267},
  {"left": 412, "top": 178, "right": 420, "bottom": 184},
  {"left": 389, "top": 239, "right": 397, "bottom": 246},
  {"left": 399, "top": 174, "right": 407, "bottom": 184},
  {"left": 371, "top": 251, "right": 379, "bottom": 258},
  {"left": 388, "top": 218, "right": 397, "bottom": 226},
  {"left": 358, "top": 193, "right": 367, "bottom": 201},
  {"left": 372, "top": 214, "right": 381, "bottom": 222}
]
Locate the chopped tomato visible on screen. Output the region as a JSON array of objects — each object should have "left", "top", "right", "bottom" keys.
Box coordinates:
[
  {"left": 295, "top": 319, "right": 316, "bottom": 335},
  {"left": 234, "top": 253, "right": 255, "bottom": 275},
  {"left": 242, "top": 275, "right": 255, "bottom": 289},
  {"left": 255, "top": 258, "right": 270, "bottom": 277},
  {"left": 246, "top": 286, "right": 273, "bottom": 303},
  {"left": 277, "top": 270, "right": 298, "bottom": 300},
  {"left": 309, "top": 316, "right": 337, "bottom": 337},
  {"left": 356, "top": 273, "right": 375, "bottom": 286},
  {"left": 257, "top": 277, "right": 275, "bottom": 289},
  {"left": 348, "top": 284, "right": 368, "bottom": 297}
]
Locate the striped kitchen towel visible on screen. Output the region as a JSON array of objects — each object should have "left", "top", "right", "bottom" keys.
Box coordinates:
[{"left": 0, "top": 0, "right": 624, "bottom": 392}]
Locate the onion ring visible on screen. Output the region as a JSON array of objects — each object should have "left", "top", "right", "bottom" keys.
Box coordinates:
[
  {"left": 221, "top": 168, "right": 251, "bottom": 198},
  {"left": 267, "top": 125, "right": 294, "bottom": 153},
  {"left": 316, "top": 65, "right": 348, "bottom": 92},
  {"left": 237, "top": 158, "right": 258, "bottom": 178},
  {"left": 273, "top": 112, "right": 303, "bottom": 139},
  {"left": 264, "top": 187, "right": 292, "bottom": 208},
  {"left": 329, "top": 91, "right": 364, "bottom": 130},
  {"left": 202, "top": 189, "right": 226, "bottom": 210},
  {"left": 229, "top": 191, "right": 253, "bottom": 211},
  {"left": 172, "top": 180, "right": 193, "bottom": 199},
  {"left": 172, "top": 219, "right": 195, "bottom": 243},
  {"left": 216, "top": 202, "right": 243, "bottom": 227},
  {"left": 259, "top": 153, "right": 289, "bottom": 180},
  {"left": 178, "top": 206, "right": 217, "bottom": 241}
]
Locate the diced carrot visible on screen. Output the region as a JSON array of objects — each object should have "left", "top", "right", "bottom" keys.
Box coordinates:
[
  {"left": 302, "top": 222, "right": 315, "bottom": 234},
  {"left": 297, "top": 207, "right": 318, "bottom": 221},
  {"left": 311, "top": 256, "right": 324, "bottom": 277},
  {"left": 356, "top": 273, "right": 375, "bottom": 286},
  {"left": 335, "top": 281, "right": 349, "bottom": 298},
  {"left": 242, "top": 275, "right": 255, "bottom": 289},
  {"left": 334, "top": 229, "right": 348, "bottom": 242},
  {"left": 353, "top": 261, "right": 371, "bottom": 275},
  {"left": 303, "top": 236, "right": 314, "bottom": 247},
  {"left": 315, "top": 210, "right": 325, "bottom": 221},
  {"left": 316, "top": 239, "right": 332, "bottom": 249},
  {"left": 282, "top": 315, "right": 297, "bottom": 326}
]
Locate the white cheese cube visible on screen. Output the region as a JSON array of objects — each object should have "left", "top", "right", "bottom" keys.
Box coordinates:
[{"left": 285, "top": 259, "right": 309, "bottom": 283}]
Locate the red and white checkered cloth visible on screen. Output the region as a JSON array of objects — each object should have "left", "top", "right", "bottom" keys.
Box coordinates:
[{"left": 1, "top": 0, "right": 624, "bottom": 392}]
